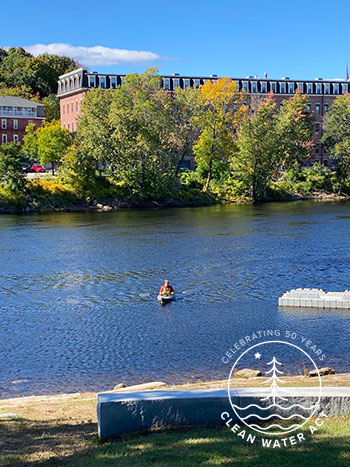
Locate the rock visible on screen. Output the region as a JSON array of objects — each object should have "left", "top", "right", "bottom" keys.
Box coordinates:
[
  {"left": 309, "top": 367, "right": 336, "bottom": 377},
  {"left": 234, "top": 369, "right": 262, "bottom": 378},
  {"left": 113, "top": 383, "right": 125, "bottom": 390},
  {"left": 117, "top": 381, "right": 167, "bottom": 391}
]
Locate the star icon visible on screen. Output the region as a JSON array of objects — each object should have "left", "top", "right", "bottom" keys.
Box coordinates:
[{"left": 254, "top": 352, "right": 261, "bottom": 359}]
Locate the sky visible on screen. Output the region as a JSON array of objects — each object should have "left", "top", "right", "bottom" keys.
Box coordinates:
[{"left": 2, "top": 0, "right": 350, "bottom": 80}]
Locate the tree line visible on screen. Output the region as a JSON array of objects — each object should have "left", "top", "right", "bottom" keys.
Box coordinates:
[{"left": 2, "top": 68, "right": 350, "bottom": 205}]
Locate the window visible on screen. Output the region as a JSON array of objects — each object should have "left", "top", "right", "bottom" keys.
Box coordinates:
[
  {"left": 261, "top": 82, "right": 267, "bottom": 93},
  {"left": 111, "top": 77, "right": 116, "bottom": 89},
  {"left": 99, "top": 76, "right": 106, "bottom": 88},
  {"left": 1, "top": 119, "right": 7, "bottom": 129},
  {"left": 89, "top": 76, "right": 95, "bottom": 87},
  {"left": 71, "top": 122, "right": 75, "bottom": 132},
  {"left": 307, "top": 103, "right": 311, "bottom": 112},
  {"left": 66, "top": 103, "right": 69, "bottom": 114},
  {"left": 343, "top": 83, "right": 348, "bottom": 94},
  {"left": 13, "top": 119, "right": 18, "bottom": 129},
  {"left": 324, "top": 104, "right": 329, "bottom": 113},
  {"left": 28, "top": 119, "right": 33, "bottom": 124},
  {"left": 194, "top": 79, "right": 200, "bottom": 89},
  {"left": 184, "top": 79, "right": 190, "bottom": 88},
  {"left": 288, "top": 82, "right": 294, "bottom": 94},
  {"left": 62, "top": 104, "right": 65, "bottom": 115},
  {"left": 333, "top": 83, "right": 339, "bottom": 94},
  {"left": 242, "top": 81, "right": 249, "bottom": 92},
  {"left": 270, "top": 82, "right": 277, "bottom": 92},
  {"left": 279, "top": 82, "right": 286, "bottom": 93},
  {"left": 316, "top": 83, "right": 322, "bottom": 94},
  {"left": 307, "top": 83, "right": 313, "bottom": 94},
  {"left": 76, "top": 100, "right": 78, "bottom": 112},
  {"left": 315, "top": 145, "right": 319, "bottom": 154},
  {"left": 251, "top": 81, "right": 257, "bottom": 93},
  {"left": 67, "top": 123, "right": 70, "bottom": 131},
  {"left": 163, "top": 78, "right": 170, "bottom": 90},
  {"left": 315, "top": 104, "right": 320, "bottom": 114},
  {"left": 121, "top": 76, "right": 125, "bottom": 85},
  {"left": 315, "top": 123, "right": 320, "bottom": 133},
  {"left": 297, "top": 82, "right": 303, "bottom": 92},
  {"left": 173, "top": 78, "right": 180, "bottom": 88},
  {"left": 71, "top": 102, "right": 73, "bottom": 113},
  {"left": 324, "top": 83, "right": 330, "bottom": 94},
  {"left": 2, "top": 134, "right": 7, "bottom": 143},
  {"left": 13, "top": 134, "right": 18, "bottom": 143}
]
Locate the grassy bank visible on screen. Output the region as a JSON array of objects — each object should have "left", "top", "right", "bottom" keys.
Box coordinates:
[{"left": 1, "top": 376, "right": 350, "bottom": 466}]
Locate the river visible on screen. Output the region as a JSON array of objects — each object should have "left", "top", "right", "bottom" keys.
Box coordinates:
[{"left": 1, "top": 201, "right": 350, "bottom": 398}]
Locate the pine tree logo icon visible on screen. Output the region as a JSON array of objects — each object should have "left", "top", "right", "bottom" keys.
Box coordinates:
[{"left": 260, "top": 357, "right": 288, "bottom": 405}]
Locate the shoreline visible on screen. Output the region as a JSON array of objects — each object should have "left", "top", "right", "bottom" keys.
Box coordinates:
[
  {"left": 0, "top": 191, "right": 349, "bottom": 215},
  {"left": 2, "top": 372, "right": 350, "bottom": 406}
]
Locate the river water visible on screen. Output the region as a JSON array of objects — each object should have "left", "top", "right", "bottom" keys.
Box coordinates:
[{"left": 1, "top": 202, "right": 350, "bottom": 398}]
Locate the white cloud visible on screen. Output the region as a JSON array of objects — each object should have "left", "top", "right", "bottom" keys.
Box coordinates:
[{"left": 23, "top": 43, "right": 162, "bottom": 66}]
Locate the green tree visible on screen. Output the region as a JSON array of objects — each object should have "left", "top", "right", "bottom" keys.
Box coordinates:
[
  {"left": 233, "top": 94, "right": 280, "bottom": 202},
  {"left": 322, "top": 94, "right": 350, "bottom": 192},
  {"left": 109, "top": 68, "right": 180, "bottom": 198},
  {"left": 37, "top": 121, "right": 72, "bottom": 174},
  {"left": 277, "top": 90, "right": 314, "bottom": 169},
  {"left": 193, "top": 78, "right": 247, "bottom": 191},
  {"left": 42, "top": 94, "right": 60, "bottom": 121},
  {"left": 75, "top": 88, "right": 114, "bottom": 173},
  {"left": 23, "top": 123, "right": 39, "bottom": 161},
  {"left": 0, "top": 143, "right": 27, "bottom": 192}
]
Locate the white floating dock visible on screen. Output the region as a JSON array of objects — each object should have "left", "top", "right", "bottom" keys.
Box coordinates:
[{"left": 279, "top": 288, "right": 350, "bottom": 309}]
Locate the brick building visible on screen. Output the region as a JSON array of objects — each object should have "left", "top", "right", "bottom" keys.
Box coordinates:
[
  {"left": 57, "top": 68, "right": 349, "bottom": 165},
  {"left": 0, "top": 96, "right": 45, "bottom": 144}
]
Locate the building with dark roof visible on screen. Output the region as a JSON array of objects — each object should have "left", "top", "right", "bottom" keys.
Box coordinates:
[
  {"left": 57, "top": 68, "right": 350, "bottom": 165},
  {"left": 0, "top": 96, "right": 45, "bottom": 144}
]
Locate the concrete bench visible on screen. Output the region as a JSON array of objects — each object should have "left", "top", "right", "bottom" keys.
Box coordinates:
[{"left": 97, "top": 387, "right": 350, "bottom": 438}]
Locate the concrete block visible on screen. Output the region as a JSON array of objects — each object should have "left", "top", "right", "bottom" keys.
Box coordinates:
[{"left": 97, "top": 389, "right": 240, "bottom": 438}]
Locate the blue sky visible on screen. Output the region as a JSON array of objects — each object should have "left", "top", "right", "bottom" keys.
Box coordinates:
[{"left": 2, "top": 0, "right": 350, "bottom": 80}]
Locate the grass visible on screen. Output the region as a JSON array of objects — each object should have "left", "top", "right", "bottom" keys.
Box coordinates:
[{"left": 0, "top": 376, "right": 350, "bottom": 466}]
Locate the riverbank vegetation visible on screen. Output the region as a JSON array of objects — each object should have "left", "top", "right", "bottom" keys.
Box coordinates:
[{"left": 2, "top": 68, "right": 350, "bottom": 211}]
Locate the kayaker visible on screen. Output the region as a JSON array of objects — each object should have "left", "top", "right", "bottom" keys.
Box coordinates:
[{"left": 159, "top": 280, "right": 174, "bottom": 296}]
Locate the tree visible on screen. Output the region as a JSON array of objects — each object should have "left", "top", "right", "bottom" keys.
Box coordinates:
[
  {"left": 23, "top": 123, "right": 39, "bottom": 161},
  {"left": 277, "top": 90, "right": 314, "bottom": 169},
  {"left": 75, "top": 88, "right": 114, "bottom": 173},
  {"left": 109, "top": 68, "right": 180, "bottom": 198},
  {"left": 36, "top": 121, "right": 72, "bottom": 174},
  {"left": 193, "top": 78, "right": 247, "bottom": 191},
  {"left": 0, "top": 143, "right": 27, "bottom": 192},
  {"left": 233, "top": 94, "right": 281, "bottom": 202},
  {"left": 322, "top": 94, "right": 350, "bottom": 191},
  {"left": 42, "top": 94, "right": 60, "bottom": 121}
]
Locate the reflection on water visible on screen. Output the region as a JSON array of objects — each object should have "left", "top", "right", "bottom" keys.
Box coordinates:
[{"left": 1, "top": 201, "right": 350, "bottom": 397}]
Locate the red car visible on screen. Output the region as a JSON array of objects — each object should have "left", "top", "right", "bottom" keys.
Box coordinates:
[{"left": 31, "top": 163, "right": 46, "bottom": 173}]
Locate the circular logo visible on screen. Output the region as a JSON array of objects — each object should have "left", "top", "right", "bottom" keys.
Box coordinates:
[{"left": 228, "top": 340, "right": 322, "bottom": 435}]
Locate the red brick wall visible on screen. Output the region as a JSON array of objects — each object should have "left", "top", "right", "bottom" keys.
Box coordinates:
[
  {"left": 0, "top": 117, "right": 43, "bottom": 144},
  {"left": 60, "top": 91, "right": 87, "bottom": 132}
]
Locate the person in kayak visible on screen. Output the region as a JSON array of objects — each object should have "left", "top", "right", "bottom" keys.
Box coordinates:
[{"left": 159, "top": 280, "right": 175, "bottom": 296}]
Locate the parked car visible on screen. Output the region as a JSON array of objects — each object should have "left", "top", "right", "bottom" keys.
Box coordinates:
[
  {"left": 31, "top": 163, "right": 46, "bottom": 173},
  {"left": 22, "top": 162, "right": 32, "bottom": 173}
]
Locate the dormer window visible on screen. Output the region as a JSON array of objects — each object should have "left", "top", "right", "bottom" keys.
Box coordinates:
[
  {"left": 110, "top": 77, "right": 116, "bottom": 89},
  {"left": 251, "top": 81, "right": 257, "bottom": 93},
  {"left": 99, "top": 76, "right": 106, "bottom": 88},
  {"left": 163, "top": 78, "right": 170, "bottom": 90},
  {"left": 297, "top": 83, "right": 303, "bottom": 92},
  {"left": 184, "top": 79, "right": 190, "bottom": 88},
  {"left": 288, "top": 82, "right": 294, "bottom": 94},
  {"left": 242, "top": 81, "right": 249, "bottom": 92},
  {"left": 279, "top": 82, "right": 286, "bottom": 93},
  {"left": 316, "top": 83, "right": 322, "bottom": 94},
  {"left": 343, "top": 83, "right": 348, "bottom": 94},
  {"left": 270, "top": 82, "right": 277, "bottom": 92},
  {"left": 333, "top": 83, "right": 339, "bottom": 94},
  {"left": 88, "top": 75, "right": 96, "bottom": 87},
  {"left": 324, "top": 83, "right": 330, "bottom": 94},
  {"left": 307, "top": 83, "right": 313, "bottom": 94},
  {"left": 194, "top": 79, "right": 200, "bottom": 89},
  {"left": 173, "top": 78, "right": 180, "bottom": 88},
  {"left": 260, "top": 82, "right": 267, "bottom": 93}
]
